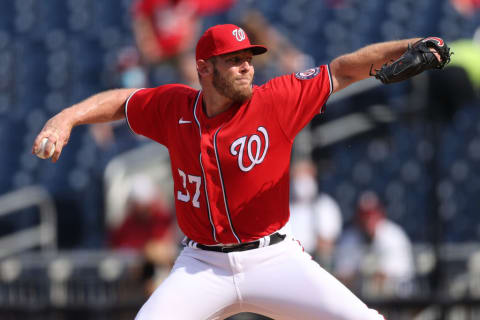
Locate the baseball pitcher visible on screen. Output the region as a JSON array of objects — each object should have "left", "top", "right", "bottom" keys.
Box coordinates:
[{"left": 33, "top": 24, "right": 451, "bottom": 319}]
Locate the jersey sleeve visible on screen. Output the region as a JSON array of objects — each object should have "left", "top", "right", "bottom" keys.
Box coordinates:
[
  {"left": 262, "top": 65, "right": 333, "bottom": 141},
  {"left": 125, "top": 85, "right": 177, "bottom": 147}
]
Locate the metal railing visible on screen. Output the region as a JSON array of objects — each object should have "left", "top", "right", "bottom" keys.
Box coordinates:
[
  {"left": 0, "top": 186, "right": 57, "bottom": 259},
  {"left": 103, "top": 142, "right": 172, "bottom": 229}
]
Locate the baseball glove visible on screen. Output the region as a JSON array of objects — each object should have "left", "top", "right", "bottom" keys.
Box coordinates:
[{"left": 370, "top": 37, "right": 452, "bottom": 84}]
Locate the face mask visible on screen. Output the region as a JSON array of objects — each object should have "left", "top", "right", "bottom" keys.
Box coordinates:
[
  {"left": 121, "top": 67, "right": 147, "bottom": 88},
  {"left": 293, "top": 176, "right": 318, "bottom": 202}
]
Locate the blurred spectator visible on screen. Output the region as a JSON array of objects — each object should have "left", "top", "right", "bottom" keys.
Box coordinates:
[
  {"left": 116, "top": 46, "right": 149, "bottom": 89},
  {"left": 109, "top": 174, "right": 177, "bottom": 294},
  {"left": 334, "top": 191, "right": 415, "bottom": 298},
  {"left": 289, "top": 159, "right": 343, "bottom": 270},
  {"left": 129, "top": 0, "right": 235, "bottom": 87},
  {"left": 125, "top": 1, "right": 313, "bottom": 88}
]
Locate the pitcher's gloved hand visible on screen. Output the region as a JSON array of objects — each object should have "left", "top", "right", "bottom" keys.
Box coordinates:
[{"left": 370, "top": 37, "right": 452, "bottom": 84}]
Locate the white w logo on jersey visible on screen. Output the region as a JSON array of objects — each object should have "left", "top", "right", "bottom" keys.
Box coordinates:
[
  {"left": 230, "top": 126, "right": 269, "bottom": 172},
  {"left": 232, "top": 28, "right": 246, "bottom": 42}
]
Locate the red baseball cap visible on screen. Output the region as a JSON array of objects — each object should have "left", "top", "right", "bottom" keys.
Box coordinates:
[{"left": 196, "top": 24, "right": 267, "bottom": 61}]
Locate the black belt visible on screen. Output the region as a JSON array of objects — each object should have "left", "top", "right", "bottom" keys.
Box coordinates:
[{"left": 186, "top": 232, "right": 286, "bottom": 253}]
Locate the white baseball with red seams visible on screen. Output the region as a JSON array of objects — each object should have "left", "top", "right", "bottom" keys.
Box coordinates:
[
  {"left": 125, "top": 63, "right": 385, "bottom": 319},
  {"left": 35, "top": 137, "right": 55, "bottom": 159}
]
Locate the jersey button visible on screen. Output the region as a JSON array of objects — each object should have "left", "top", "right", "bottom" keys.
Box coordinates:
[{"left": 207, "top": 150, "right": 213, "bottom": 156}]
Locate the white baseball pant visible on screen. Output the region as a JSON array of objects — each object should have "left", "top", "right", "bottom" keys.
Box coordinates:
[{"left": 135, "top": 237, "right": 384, "bottom": 320}]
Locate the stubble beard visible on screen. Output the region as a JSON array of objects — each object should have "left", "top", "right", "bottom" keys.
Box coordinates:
[{"left": 212, "top": 67, "right": 253, "bottom": 103}]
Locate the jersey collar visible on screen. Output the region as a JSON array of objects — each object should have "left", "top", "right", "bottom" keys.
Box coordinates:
[{"left": 196, "top": 91, "right": 245, "bottom": 130}]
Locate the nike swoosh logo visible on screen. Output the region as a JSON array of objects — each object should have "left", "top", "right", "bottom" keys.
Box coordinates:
[{"left": 179, "top": 118, "right": 192, "bottom": 124}]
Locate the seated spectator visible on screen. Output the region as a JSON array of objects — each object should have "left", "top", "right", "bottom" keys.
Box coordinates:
[
  {"left": 289, "top": 159, "right": 343, "bottom": 270},
  {"left": 109, "top": 174, "right": 177, "bottom": 294},
  {"left": 130, "top": 0, "right": 235, "bottom": 87},
  {"left": 334, "top": 191, "right": 415, "bottom": 298}
]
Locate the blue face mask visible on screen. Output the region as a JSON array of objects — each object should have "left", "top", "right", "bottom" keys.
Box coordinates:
[{"left": 121, "top": 67, "right": 147, "bottom": 88}]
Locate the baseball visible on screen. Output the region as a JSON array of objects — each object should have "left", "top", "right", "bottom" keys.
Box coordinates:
[{"left": 36, "top": 137, "right": 55, "bottom": 159}]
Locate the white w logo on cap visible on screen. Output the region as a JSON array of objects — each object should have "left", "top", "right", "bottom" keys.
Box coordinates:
[{"left": 232, "top": 28, "right": 246, "bottom": 42}]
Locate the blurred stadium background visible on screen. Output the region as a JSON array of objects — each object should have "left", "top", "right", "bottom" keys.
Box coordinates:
[{"left": 1, "top": 0, "right": 480, "bottom": 319}]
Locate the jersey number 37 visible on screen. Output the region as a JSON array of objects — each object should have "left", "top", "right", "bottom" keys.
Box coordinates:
[{"left": 177, "top": 169, "right": 201, "bottom": 208}]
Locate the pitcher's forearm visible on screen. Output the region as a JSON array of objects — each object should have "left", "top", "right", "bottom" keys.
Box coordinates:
[
  {"left": 63, "top": 88, "right": 137, "bottom": 128},
  {"left": 32, "top": 88, "right": 138, "bottom": 162},
  {"left": 343, "top": 39, "right": 420, "bottom": 77},
  {"left": 330, "top": 38, "right": 421, "bottom": 91}
]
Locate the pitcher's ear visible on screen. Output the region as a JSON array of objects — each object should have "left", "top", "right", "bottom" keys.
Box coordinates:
[{"left": 197, "top": 59, "right": 213, "bottom": 77}]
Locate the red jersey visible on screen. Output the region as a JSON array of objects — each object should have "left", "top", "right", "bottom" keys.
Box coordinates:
[
  {"left": 126, "top": 66, "right": 332, "bottom": 245},
  {"left": 109, "top": 202, "right": 173, "bottom": 250}
]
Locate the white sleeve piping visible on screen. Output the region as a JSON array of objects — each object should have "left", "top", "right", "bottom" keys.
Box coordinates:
[{"left": 124, "top": 88, "right": 145, "bottom": 134}]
